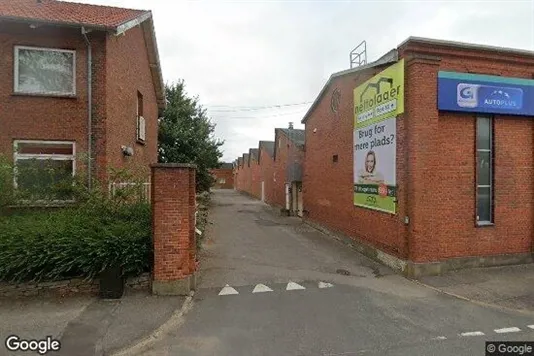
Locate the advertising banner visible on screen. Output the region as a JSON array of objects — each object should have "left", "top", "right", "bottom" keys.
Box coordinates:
[
  {"left": 438, "top": 71, "right": 534, "bottom": 116},
  {"left": 353, "top": 59, "right": 404, "bottom": 214}
]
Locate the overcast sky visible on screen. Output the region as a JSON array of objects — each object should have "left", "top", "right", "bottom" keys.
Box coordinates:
[{"left": 73, "top": 0, "right": 534, "bottom": 162}]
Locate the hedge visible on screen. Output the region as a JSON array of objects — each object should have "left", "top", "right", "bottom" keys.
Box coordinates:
[{"left": 0, "top": 203, "right": 152, "bottom": 282}]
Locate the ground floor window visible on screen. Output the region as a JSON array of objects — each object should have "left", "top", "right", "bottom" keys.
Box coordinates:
[
  {"left": 13, "top": 140, "right": 76, "bottom": 201},
  {"left": 476, "top": 116, "right": 493, "bottom": 224}
]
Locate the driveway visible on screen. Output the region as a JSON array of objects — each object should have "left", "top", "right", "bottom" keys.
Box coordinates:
[{"left": 133, "top": 190, "right": 534, "bottom": 356}]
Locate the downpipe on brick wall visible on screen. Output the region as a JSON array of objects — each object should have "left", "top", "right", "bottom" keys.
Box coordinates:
[{"left": 81, "top": 27, "right": 92, "bottom": 191}]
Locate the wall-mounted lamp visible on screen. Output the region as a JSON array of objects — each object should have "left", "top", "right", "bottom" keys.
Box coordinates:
[{"left": 121, "top": 145, "right": 134, "bottom": 156}]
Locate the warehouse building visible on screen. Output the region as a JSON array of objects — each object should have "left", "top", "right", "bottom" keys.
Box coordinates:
[{"left": 302, "top": 37, "right": 534, "bottom": 276}]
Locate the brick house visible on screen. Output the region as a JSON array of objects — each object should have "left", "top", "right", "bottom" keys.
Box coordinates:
[
  {"left": 234, "top": 129, "right": 305, "bottom": 214},
  {"left": 273, "top": 128, "right": 305, "bottom": 216},
  {"left": 248, "top": 148, "right": 261, "bottom": 199},
  {"left": 302, "top": 37, "right": 534, "bottom": 276},
  {"left": 234, "top": 157, "right": 243, "bottom": 191},
  {"left": 210, "top": 163, "right": 234, "bottom": 189},
  {"left": 0, "top": 0, "right": 164, "bottom": 198},
  {"left": 258, "top": 140, "right": 275, "bottom": 203},
  {"left": 242, "top": 153, "right": 252, "bottom": 194}
]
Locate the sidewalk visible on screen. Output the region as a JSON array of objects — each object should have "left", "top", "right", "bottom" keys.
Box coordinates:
[
  {"left": 0, "top": 290, "right": 187, "bottom": 356},
  {"left": 419, "top": 263, "right": 534, "bottom": 312}
]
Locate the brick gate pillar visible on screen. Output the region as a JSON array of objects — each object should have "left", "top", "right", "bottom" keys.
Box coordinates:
[{"left": 151, "top": 163, "right": 197, "bottom": 295}]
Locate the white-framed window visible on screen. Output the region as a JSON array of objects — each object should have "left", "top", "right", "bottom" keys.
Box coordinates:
[
  {"left": 13, "top": 140, "right": 76, "bottom": 201},
  {"left": 14, "top": 46, "right": 76, "bottom": 96},
  {"left": 136, "top": 91, "right": 146, "bottom": 143},
  {"left": 219, "top": 178, "right": 226, "bottom": 184}
]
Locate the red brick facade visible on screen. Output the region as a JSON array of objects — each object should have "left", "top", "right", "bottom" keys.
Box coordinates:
[
  {"left": 151, "top": 164, "right": 196, "bottom": 295},
  {"left": 234, "top": 131, "right": 305, "bottom": 211},
  {"left": 303, "top": 38, "right": 534, "bottom": 269},
  {"left": 258, "top": 143, "right": 275, "bottom": 203},
  {"left": 210, "top": 168, "right": 234, "bottom": 189},
  {"left": 0, "top": 18, "right": 161, "bottom": 184}
]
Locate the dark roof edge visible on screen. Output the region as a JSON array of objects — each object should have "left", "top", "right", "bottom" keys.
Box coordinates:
[
  {"left": 400, "top": 36, "right": 534, "bottom": 58},
  {"left": 0, "top": 14, "right": 114, "bottom": 31},
  {"left": 301, "top": 48, "right": 398, "bottom": 124}
]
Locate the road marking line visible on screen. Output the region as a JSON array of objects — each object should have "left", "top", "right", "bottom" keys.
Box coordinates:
[
  {"left": 528, "top": 325, "right": 534, "bottom": 330},
  {"left": 218, "top": 284, "right": 239, "bottom": 296},
  {"left": 318, "top": 281, "right": 334, "bottom": 289},
  {"left": 252, "top": 284, "right": 273, "bottom": 293},
  {"left": 494, "top": 327, "right": 521, "bottom": 334},
  {"left": 432, "top": 336, "right": 447, "bottom": 340},
  {"left": 286, "top": 281, "right": 306, "bottom": 291},
  {"left": 460, "top": 331, "right": 485, "bottom": 337}
]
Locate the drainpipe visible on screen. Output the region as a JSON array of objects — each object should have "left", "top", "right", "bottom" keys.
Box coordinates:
[{"left": 81, "top": 27, "right": 92, "bottom": 191}]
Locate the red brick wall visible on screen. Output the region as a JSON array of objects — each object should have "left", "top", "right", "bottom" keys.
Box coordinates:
[
  {"left": 303, "top": 66, "right": 406, "bottom": 258},
  {"left": 151, "top": 164, "right": 196, "bottom": 282},
  {"left": 210, "top": 168, "right": 234, "bottom": 189},
  {"left": 249, "top": 156, "right": 261, "bottom": 199},
  {"left": 400, "top": 42, "right": 534, "bottom": 262},
  {"left": 272, "top": 133, "right": 287, "bottom": 208},
  {"left": 236, "top": 162, "right": 245, "bottom": 192},
  {"left": 259, "top": 148, "right": 275, "bottom": 203},
  {"left": 241, "top": 158, "right": 252, "bottom": 195},
  {"left": 105, "top": 25, "right": 158, "bottom": 180},
  {"left": 0, "top": 22, "right": 158, "bottom": 186},
  {"left": 304, "top": 41, "right": 534, "bottom": 263},
  {"left": 271, "top": 130, "right": 305, "bottom": 209},
  {"left": 0, "top": 23, "right": 101, "bottom": 176}
]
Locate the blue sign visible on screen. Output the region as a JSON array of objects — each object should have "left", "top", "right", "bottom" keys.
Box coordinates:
[{"left": 438, "top": 71, "right": 534, "bottom": 116}]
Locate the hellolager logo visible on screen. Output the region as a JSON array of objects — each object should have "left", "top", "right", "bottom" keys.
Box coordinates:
[{"left": 354, "top": 60, "right": 405, "bottom": 127}]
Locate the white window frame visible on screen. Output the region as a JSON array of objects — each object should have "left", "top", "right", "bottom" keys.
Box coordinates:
[
  {"left": 13, "top": 140, "right": 76, "bottom": 202},
  {"left": 14, "top": 46, "right": 76, "bottom": 96},
  {"left": 136, "top": 91, "right": 146, "bottom": 143}
]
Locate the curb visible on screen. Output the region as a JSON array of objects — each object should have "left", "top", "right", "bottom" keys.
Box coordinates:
[
  {"left": 412, "top": 279, "right": 534, "bottom": 317},
  {"left": 109, "top": 292, "right": 195, "bottom": 356}
]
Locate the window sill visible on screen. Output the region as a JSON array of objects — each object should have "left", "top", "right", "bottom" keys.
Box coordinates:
[
  {"left": 476, "top": 221, "right": 495, "bottom": 227},
  {"left": 9, "top": 200, "right": 76, "bottom": 208},
  {"left": 12, "top": 92, "right": 77, "bottom": 99}
]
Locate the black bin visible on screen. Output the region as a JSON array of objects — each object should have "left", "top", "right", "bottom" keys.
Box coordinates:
[{"left": 99, "top": 266, "right": 124, "bottom": 299}]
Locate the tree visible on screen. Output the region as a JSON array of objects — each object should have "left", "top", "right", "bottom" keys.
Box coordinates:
[{"left": 158, "top": 81, "right": 224, "bottom": 192}]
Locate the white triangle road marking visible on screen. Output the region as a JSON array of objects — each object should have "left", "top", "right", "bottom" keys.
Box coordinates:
[
  {"left": 252, "top": 284, "right": 273, "bottom": 293},
  {"left": 460, "top": 331, "right": 485, "bottom": 337},
  {"left": 218, "top": 284, "right": 239, "bottom": 296},
  {"left": 432, "top": 336, "right": 447, "bottom": 340},
  {"left": 494, "top": 327, "right": 521, "bottom": 334},
  {"left": 528, "top": 325, "right": 534, "bottom": 330},
  {"left": 286, "top": 281, "right": 306, "bottom": 291},
  {"left": 318, "top": 281, "right": 334, "bottom": 289}
]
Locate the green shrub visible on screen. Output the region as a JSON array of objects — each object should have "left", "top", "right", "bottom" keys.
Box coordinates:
[
  {"left": 0, "top": 202, "right": 151, "bottom": 282},
  {"left": 0, "top": 155, "right": 153, "bottom": 283}
]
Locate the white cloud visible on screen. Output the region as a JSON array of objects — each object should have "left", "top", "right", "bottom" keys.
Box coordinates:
[{"left": 69, "top": 0, "right": 534, "bottom": 162}]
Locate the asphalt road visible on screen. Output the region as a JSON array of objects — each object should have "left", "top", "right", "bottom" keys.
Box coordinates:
[{"left": 136, "top": 190, "right": 534, "bottom": 356}]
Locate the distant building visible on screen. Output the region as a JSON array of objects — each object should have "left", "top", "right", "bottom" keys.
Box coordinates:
[{"left": 211, "top": 163, "right": 234, "bottom": 189}]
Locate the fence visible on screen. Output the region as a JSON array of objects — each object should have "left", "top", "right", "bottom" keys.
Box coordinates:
[{"left": 108, "top": 182, "right": 151, "bottom": 202}]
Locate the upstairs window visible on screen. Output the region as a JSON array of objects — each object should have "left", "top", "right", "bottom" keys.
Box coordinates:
[
  {"left": 137, "top": 91, "right": 146, "bottom": 143},
  {"left": 14, "top": 46, "right": 76, "bottom": 96}
]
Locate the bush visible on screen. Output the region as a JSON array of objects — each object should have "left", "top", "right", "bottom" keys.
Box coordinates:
[
  {"left": 0, "top": 202, "right": 151, "bottom": 282},
  {"left": 0, "top": 158, "right": 153, "bottom": 283}
]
